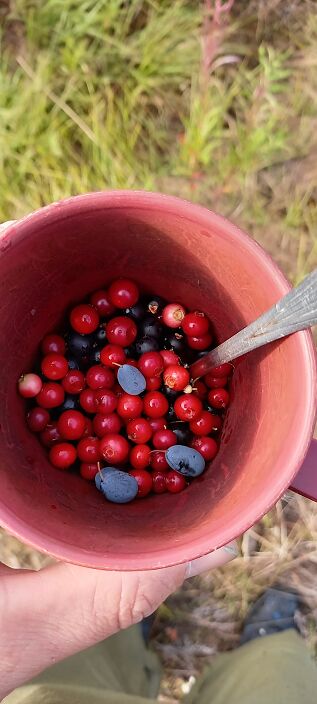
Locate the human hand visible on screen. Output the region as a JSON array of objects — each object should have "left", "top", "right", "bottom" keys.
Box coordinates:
[{"left": 0, "top": 542, "right": 237, "bottom": 698}]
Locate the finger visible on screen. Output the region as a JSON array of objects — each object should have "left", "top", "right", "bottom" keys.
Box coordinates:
[
  {"left": 103, "top": 540, "right": 239, "bottom": 628},
  {"left": 185, "top": 541, "right": 239, "bottom": 577},
  {"left": 42, "top": 540, "right": 239, "bottom": 636},
  {"left": 0, "top": 541, "right": 238, "bottom": 691}
]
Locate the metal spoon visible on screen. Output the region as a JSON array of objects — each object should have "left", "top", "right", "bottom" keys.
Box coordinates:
[{"left": 190, "top": 268, "right": 317, "bottom": 380}]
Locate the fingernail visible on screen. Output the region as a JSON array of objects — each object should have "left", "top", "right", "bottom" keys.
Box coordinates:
[
  {"left": 223, "top": 543, "right": 239, "bottom": 557},
  {"left": 185, "top": 541, "right": 239, "bottom": 578}
]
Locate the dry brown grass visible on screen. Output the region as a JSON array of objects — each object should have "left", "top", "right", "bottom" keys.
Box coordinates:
[
  {"left": 0, "top": 528, "right": 52, "bottom": 570},
  {"left": 155, "top": 494, "right": 317, "bottom": 701}
]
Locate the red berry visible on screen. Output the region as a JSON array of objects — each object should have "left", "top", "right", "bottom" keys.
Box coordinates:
[
  {"left": 108, "top": 278, "right": 139, "bottom": 309},
  {"left": 77, "top": 436, "right": 101, "bottom": 462},
  {"left": 62, "top": 369, "right": 86, "bottom": 394},
  {"left": 138, "top": 351, "right": 164, "bottom": 378},
  {"left": 99, "top": 434, "right": 130, "bottom": 464},
  {"left": 163, "top": 364, "right": 190, "bottom": 391},
  {"left": 27, "top": 407, "right": 50, "bottom": 433},
  {"left": 208, "top": 388, "right": 229, "bottom": 409},
  {"left": 79, "top": 388, "right": 98, "bottom": 414},
  {"left": 147, "top": 417, "right": 167, "bottom": 433},
  {"left": 40, "top": 422, "right": 62, "bottom": 447},
  {"left": 117, "top": 393, "right": 143, "bottom": 420},
  {"left": 152, "top": 429, "right": 177, "bottom": 450},
  {"left": 41, "top": 334, "right": 65, "bottom": 356},
  {"left": 150, "top": 451, "right": 169, "bottom": 472},
  {"left": 41, "top": 353, "right": 68, "bottom": 380},
  {"left": 95, "top": 389, "right": 118, "bottom": 414},
  {"left": 174, "top": 394, "right": 202, "bottom": 421},
  {"left": 83, "top": 417, "right": 93, "bottom": 437},
  {"left": 159, "top": 349, "right": 180, "bottom": 368},
  {"left": 112, "top": 381, "right": 125, "bottom": 397},
  {"left": 162, "top": 303, "right": 186, "bottom": 328},
  {"left": 208, "top": 363, "right": 232, "bottom": 378},
  {"left": 146, "top": 376, "right": 162, "bottom": 391},
  {"left": 129, "top": 469, "right": 152, "bottom": 498},
  {"left": 127, "top": 417, "right": 152, "bottom": 444},
  {"left": 187, "top": 333, "right": 213, "bottom": 350},
  {"left": 57, "top": 409, "right": 86, "bottom": 440},
  {"left": 70, "top": 304, "right": 99, "bottom": 334},
  {"left": 204, "top": 374, "right": 227, "bottom": 389},
  {"left": 18, "top": 373, "right": 43, "bottom": 398},
  {"left": 152, "top": 470, "right": 167, "bottom": 494},
  {"left": 189, "top": 410, "right": 217, "bottom": 436},
  {"left": 165, "top": 470, "right": 186, "bottom": 493},
  {"left": 143, "top": 391, "right": 169, "bottom": 418},
  {"left": 125, "top": 358, "right": 138, "bottom": 368},
  {"left": 49, "top": 442, "right": 77, "bottom": 469},
  {"left": 80, "top": 463, "right": 99, "bottom": 480},
  {"left": 193, "top": 380, "right": 208, "bottom": 399},
  {"left": 89, "top": 289, "right": 116, "bottom": 317},
  {"left": 86, "top": 365, "right": 115, "bottom": 390},
  {"left": 191, "top": 436, "right": 218, "bottom": 461},
  {"left": 93, "top": 413, "right": 122, "bottom": 437},
  {"left": 130, "top": 444, "right": 151, "bottom": 470},
  {"left": 100, "top": 344, "right": 126, "bottom": 368},
  {"left": 36, "top": 382, "right": 64, "bottom": 409},
  {"left": 182, "top": 311, "right": 210, "bottom": 336},
  {"left": 106, "top": 316, "right": 137, "bottom": 347}
]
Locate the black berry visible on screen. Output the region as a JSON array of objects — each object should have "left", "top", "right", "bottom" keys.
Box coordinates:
[
  {"left": 66, "top": 331, "right": 95, "bottom": 358},
  {"left": 135, "top": 336, "right": 160, "bottom": 355}
]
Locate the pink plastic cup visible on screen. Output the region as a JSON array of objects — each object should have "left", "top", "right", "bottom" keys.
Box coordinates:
[{"left": 0, "top": 191, "right": 316, "bottom": 570}]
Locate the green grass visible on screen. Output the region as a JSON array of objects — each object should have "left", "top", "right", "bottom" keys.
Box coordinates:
[{"left": 1, "top": 0, "right": 316, "bottom": 290}]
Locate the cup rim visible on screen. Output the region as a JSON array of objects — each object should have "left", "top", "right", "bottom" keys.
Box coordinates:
[{"left": 1, "top": 190, "right": 316, "bottom": 569}]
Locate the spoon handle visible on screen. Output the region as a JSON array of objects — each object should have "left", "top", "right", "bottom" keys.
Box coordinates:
[{"left": 190, "top": 268, "right": 317, "bottom": 379}]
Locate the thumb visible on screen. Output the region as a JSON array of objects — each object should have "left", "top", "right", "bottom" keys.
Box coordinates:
[
  {"left": 47, "top": 540, "right": 239, "bottom": 638},
  {"left": 1, "top": 542, "right": 238, "bottom": 692}
]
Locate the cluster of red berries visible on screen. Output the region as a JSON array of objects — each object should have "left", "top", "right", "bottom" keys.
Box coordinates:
[{"left": 18, "top": 278, "right": 232, "bottom": 500}]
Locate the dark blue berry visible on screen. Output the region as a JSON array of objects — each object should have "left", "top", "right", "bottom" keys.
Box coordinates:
[
  {"left": 51, "top": 394, "right": 79, "bottom": 418},
  {"left": 145, "top": 295, "right": 166, "bottom": 317},
  {"left": 93, "top": 326, "right": 107, "bottom": 346},
  {"left": 166, "top": 445, "right": 205, "bottom": 477},
  {"left": 117, "top": 364, "right": 146, "bottom": 395},
  {"left": 96, "top": 469, "right": 138, "bottom": 503},
  {"left": 67, "top": 357, "right": 80, "bottom": 370},
  {"left": 125, "top": 300, "right": 147, "bottom": 321},
  {"left": 164, "top": 330, "right": 186, "bottom": 355},
  {"left": 164, "top": 386, "right": 180, "bottom": 401},
  {"left": 135, "top": 336, "right": 159, "bottom": 355},
  {"left": 169, "top": 423, "right": 191, "bottom": 444},
  {"left": 180, "top": 348, "right": 196, "bottom": 365},
  {"left": 89, "top": 348, "right": 101, "bottom": 364},
  {"left": 167, "top": 403, "right": 177, "bottom": 422},
  {"left": 196, "top": 347, "right": 214, "bottom": 359},
  {"left": 66, "top": 331, "right": 95, "bottom": 358},
  {"left": 95, "top": 467, "right": 117, "bottom": 491},
  {"left": 206, "top": 405, "right": 223, "bottom": 416},
  {"left": 124, "top": 344, "right": 137, "bottom": 358},
  {"left": 138, "top": 315, "right": 163, "bottom": 340}
]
